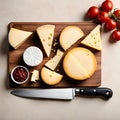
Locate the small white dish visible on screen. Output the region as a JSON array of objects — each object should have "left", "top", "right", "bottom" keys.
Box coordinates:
[{"left": 11, "top": 65, "right": 29, "bottom": 84}]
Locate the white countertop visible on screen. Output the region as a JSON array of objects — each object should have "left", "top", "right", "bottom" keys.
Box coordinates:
[{"left": 0, "top": 0, "right": 120, "bottom": 120}]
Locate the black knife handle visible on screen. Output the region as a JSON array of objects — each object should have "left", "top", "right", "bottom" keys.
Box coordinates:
[{"left": 75, "top": 87, "right": 113, "bottom": 99}]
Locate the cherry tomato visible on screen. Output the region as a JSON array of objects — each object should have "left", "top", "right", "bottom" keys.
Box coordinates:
[
  {"left": 101, "top": 0, "right": 113, "bottom": 12},
  {"left": 87, "top": 6, "right": 99, "bottom": 19},
  {"left": 114, "top": 9, "right": 120, "bottom": 18},
  {"left": 112, "top": 30, "right": 120, "bottom": 41},
  {"left": 105, "top": 19, "right": 116, "bottom": 30},
  {"left": 97, "top": 11, "right": 109, "bottom": 23},
  {"left": 113, "top": 9, "right": 120, "bottom": 28},
  {"left": 117, "top": 22, "right": 120, "bottom": 28}
]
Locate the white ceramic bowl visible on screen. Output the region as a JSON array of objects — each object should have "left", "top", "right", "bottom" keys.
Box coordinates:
[{"left": 11, "top": 65, "right": 29, "bottom": 84}]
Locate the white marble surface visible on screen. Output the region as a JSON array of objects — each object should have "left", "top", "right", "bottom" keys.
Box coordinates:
[{"left": 0, "top": 0, "right": 120, "bottom": 120}]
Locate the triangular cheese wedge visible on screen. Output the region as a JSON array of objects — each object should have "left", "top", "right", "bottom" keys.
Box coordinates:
[
  {"left": 9, "top": 28, "right": 33, "bottom": 49},
  {"left": 81, "top": 25, "right": 102, "bottom": 51},
  {"left": 31, "top": 70, "right": 40, "bottom": 82},
  {"left": 41, "top": 67, "right": 63, "bottom": 85},
  {"left": 36, "top": 25, "right": 55, "bottom": 57},
  {"left": 45, "top": 49, "right": 63, "bottom": 70}
]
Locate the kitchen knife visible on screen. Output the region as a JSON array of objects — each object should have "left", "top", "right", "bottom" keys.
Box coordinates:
[{"left": 11, "top": 87, "right": 113, "bottom": 100}]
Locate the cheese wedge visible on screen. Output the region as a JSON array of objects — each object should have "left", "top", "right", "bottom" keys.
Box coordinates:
[
  {"left": 36, "top": 25, "right": 55, "bottom": 57},
  {"left": 81, "top": 25, "right": 102, "bottom": 51},
  {"left": 45, "top": 49, "right": 63, "bottom": 70},
  {"left": 63, "top": 47, "right": 97, "bottom": 80},
  {"left": 59, "top": 26, "right": 84, "bottom": 50},
  {"left": 9, "top": 28, "right": 33, "bottom": 49},
  {"left": 31, "top": 70, "right": 40, "bottom": 82},
  {"left": 41, "top": 67, "right": 63, "bottom": 85}
]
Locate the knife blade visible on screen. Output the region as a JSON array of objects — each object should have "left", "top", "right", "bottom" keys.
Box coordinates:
[{"left": 11, "top": 87, "right": 113, "bottom": 100}]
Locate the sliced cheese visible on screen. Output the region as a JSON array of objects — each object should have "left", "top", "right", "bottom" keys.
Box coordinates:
[
  {"left": 59, "top": 26, "right": 84, "bottom": 50},
  {"left": 31, "top": 70, "right": 40, "bottom": 82},
  {"left": 9, "top": 28, "right": 33, "bottom": 49},
  {"left": 36, "top": 25, "right": 55, "bottom": 57},
  {"left": 23, "top": 46, "right": 43, "bottom": 67},
  {"left": 63, "top": 47, "right": 97, "bottom": 80},
  {"left": 41, "top": 67, "right": 63, "bottom": 85},
  {"left": 45, "top": 49, "right": 63, "bottom": 70},
  {"left": 81, "top": 25, "right": 102, "bottom": 51}
]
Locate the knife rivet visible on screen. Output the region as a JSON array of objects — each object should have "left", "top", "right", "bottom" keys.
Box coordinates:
[
  {"left": 81, "top": 89, "right": 84, "bottom": 92},
  {"left": 93, "top": 89, "right": 96, "bottom": 92},
  {"left": 106, "top": 92, "right": 109, "bottom": 95}
]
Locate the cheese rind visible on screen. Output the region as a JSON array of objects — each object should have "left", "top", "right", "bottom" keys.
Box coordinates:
[
  {"left": 9, "top": 28, "right": 33, "bottom": 49},
  {"left": 23, "top": 46, "right": 43, "bottom": 67},
  {"left": 41, "top": 67, "right": 63, "bottom": 85},
  {"left": 63, "top": 47, "right": 97, "bottom": 80},
  {"left": 45, "top": 49, "right": 63, "bottom": 70},
  {"left": 31, "top": 70, "right": 40, "bottom": 82},
  {"left": 36, "top": 25, "right": 55, "bottom": 57},
  {"left": 59, "top": 26, "right": 84, "bottom": 50},
  {"left": 81, "top": 25, "right": 102, "bottom": 51}
]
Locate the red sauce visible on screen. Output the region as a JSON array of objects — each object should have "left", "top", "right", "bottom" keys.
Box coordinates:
[{"left": 13, "top": 67, "right": 28, "bottom": 82}]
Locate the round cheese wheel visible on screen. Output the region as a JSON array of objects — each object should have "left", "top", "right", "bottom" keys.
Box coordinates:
[
  {"left": 23, "top": 46, "right": 43, "bottom": 67},
  {"left": 59, "top": 26, "right": 84, "bottom": 50},
  {"left": 63, "top": 47, "right": 97, "bottom": 80},
  {"left": 41, "top": 67, "right": 63, "bottom": 85}
]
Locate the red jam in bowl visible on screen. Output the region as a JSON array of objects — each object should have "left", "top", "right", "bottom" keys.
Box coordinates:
[{"left": 11, "top": 66, "right": 29, "bottom": 84}]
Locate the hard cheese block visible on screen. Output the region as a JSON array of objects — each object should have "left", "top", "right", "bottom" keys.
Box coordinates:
[
  {"left": 31, "top": 70, "right": 40, "bottom": 82},
  {"left": 41, "top": 67, "right": 63, "bottom": 85},
  {"left": 9, "top": 28, "right": 33, "bottom": 49},
  {"left": 63, "top": 47, "right": 97, "bottom": 80},
  {"left": 45, "top": 49, "right": 63, "bottom": 70},
  {"left": 36, "top": 25, "right": 55, "bottom": 57},
  {"left": 81, "top": 25, "right": 102, "bottom": 51},
  {"left": 59, "top": 26, "right": 84, "bottom": 50}
]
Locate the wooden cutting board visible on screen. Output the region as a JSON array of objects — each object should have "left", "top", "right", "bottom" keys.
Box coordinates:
[{"left": 9, "top": 22, "right": 101, "bottom": 88}]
